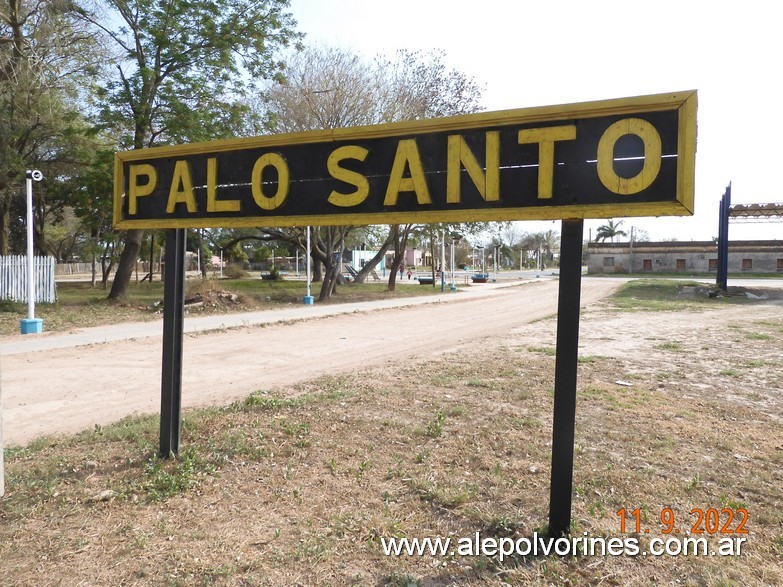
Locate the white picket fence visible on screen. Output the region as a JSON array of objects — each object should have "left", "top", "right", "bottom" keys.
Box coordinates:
[{"left": 0, "top": 255, "right": 57, "bottom": 303}]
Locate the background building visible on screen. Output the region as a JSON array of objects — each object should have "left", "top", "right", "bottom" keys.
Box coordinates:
[{"left": 587, "top": 241, "right": 783, "bottom": 274}]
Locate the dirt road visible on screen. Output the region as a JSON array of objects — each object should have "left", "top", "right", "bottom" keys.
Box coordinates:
[{"left": 0, "top": 278, "right": 622, "bottom": 446}]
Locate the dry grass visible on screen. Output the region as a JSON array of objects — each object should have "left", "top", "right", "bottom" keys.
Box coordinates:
[{"left": 1, "top": 298, "right": 783, "bottom": 586}]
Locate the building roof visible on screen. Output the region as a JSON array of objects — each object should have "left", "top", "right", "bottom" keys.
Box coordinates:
[
  {"left": 729, "top": 203, "right": 783, "bottom": 222},
  {"left": 588, "top": 240, "right": 783, "bottom": 253}
]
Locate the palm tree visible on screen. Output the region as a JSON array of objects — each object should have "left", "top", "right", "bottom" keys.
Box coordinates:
[{"left": 594, "top": 219, "right": 628, "bottom": 243}]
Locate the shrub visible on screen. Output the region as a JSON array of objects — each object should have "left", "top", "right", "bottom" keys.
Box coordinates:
[{"left": 223, "top": 264, "right": 248, "bottom": 279}]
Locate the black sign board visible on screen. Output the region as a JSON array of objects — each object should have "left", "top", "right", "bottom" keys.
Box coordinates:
[{"left": 114, "top": 91, "right": 696, "bottom": 229}]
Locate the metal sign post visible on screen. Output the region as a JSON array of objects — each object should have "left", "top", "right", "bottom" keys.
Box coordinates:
[
  {"left": 548, "top": 219, "right": 584, "bottom": 536},
  {"left": 716, "top": 184, "right": 731, "bottom": 291},
  {"left": 159, "top": 228, "right": 186, "bottom": 457}
]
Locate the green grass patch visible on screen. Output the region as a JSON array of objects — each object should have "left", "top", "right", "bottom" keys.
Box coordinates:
[
  {"left": 527, "top": 346, "right": 556, "bottom": 356},
  {"left": 655, "top": 341, "right": 682, "bottom": 351},
  {"left": 609, "top": 279, "right": 749, "bottom": 312}
]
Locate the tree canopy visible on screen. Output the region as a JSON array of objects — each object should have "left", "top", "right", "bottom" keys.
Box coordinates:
[
  {"left": 594, "top": 219, "right": 628, "bottom": 243},
  {"left": 76, "top": 0, "right": 303, "bottom": 298},
  {"left": 0, "top": 0, "right": 100, "bottom": 253},
  {"left": 258, "top": 46, "right": 485, "bottom": 297},
  {"left": 1, "top": 3, "right": 514, "bottom": 300}
]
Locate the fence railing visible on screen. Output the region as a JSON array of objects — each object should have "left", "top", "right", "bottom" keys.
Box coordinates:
[
  {"left": 0, "top": 255, "right": 57, "bottom": 303},
  {"left": 54, "top": 262, "right": 94, "bottom": 275}
]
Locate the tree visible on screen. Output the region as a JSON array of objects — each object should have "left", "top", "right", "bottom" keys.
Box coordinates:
[
  {"left": 79, "top": 0, "right": 302, "bottom": 299},
  {"left": 519, "top": 229, "right": 560, "bottom": 269},
  {"left": 377, "top": 49, "right": 484, "bottom": 123},
  {"left": 1, "top": 0, "right": 100, "bottom": 253},
  {"left": 260, "top": 46, "right": 484, "bottom": 295},
  {"left": 259, "top": 46, "right": 384, "bottom": 299},
  {"left": 594, "top": 219, "right": 628, "bottom": 243},
  {"left": 377, "top": 50, "right": 483, "bottom": 292},
  {"left": 351, "top": 226, "right": 394, "bottom": 284},
  {"left": 630, "top": 226, "right": 650, "bottom": 243}
]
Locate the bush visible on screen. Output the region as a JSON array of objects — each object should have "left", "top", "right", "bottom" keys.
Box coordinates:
[
  {"left": 261, "top": 267, "right": 282, "bottom": 281},
  {"left": 223, "top": 264, "right": 248, "bottom": 279}
]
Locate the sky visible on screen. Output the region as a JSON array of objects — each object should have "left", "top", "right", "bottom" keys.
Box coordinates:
[{"left": 287, "top": 0, "right": 782, "bottom": 243}]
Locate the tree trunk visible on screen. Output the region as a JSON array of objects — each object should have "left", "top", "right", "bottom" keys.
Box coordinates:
[
  {"left": 317, "top": 226, "right": 351, "bottom": 301},
  {"left": 312, "top": 253, "right": 323, "bottom": 282},
  {"left": 429, "top": 230, "right": 437, "bottom": 287},
  {"left": 90, "top": 227, "right": 101, "bottom": 287},
  {"left": 91, "top": 247, "right": 97, "bottom": 287},
  {"left": 198, "top": 230, "right": 207, "bottom": 277},
  {"left": 108, "top": 229, "right": 143, "bottom": 299},
  {"left": 0, "top": 195, "right": 9, "bottom": 255},
  {"left": 387, "top": 224, "right": 412, "bottom": 292},
  {"left": 353, "top": 231, "right": 393, "bottom": 283},
  {"left": 101, "top": 240, "right": 116, "bottom": 289}
]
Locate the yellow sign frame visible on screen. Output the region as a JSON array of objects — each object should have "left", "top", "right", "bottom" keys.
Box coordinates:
[{"left": 113, "top": 90, "right": 697, "bottom": 229}]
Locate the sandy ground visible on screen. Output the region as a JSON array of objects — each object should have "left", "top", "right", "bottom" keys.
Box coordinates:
[
  {"left": 4, "top": 277, "right": 782, "bottom": 448},
  {"left": 1, "top": 279, "right": 621, "bottom": 446}
]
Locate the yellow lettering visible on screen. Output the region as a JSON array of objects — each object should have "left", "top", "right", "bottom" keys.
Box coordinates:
[
  {"left": 165, "top": 160, "right": 197, "bottom": 213},
  {"left": 518, "top": 125, "right": 577, "bottom": 199},
  {"left": 251, "top": 153, "right": 289, "bottom": 211},
  {"left": 384, "top": 139, "right": 431, "bottom": 206},
  {"left": 597, "top": 118, "right": 662, "bottom": 195},
  {"left": 446, "top": 132, "right": 500, "bottom": 204},
  {"left": 206, "top": 158, "right": 241, "bottom": 213},
  {"left": 128, "top": 164, "right": 157, "bottom": 215},
  {"left": 327, "top": 145, "right": 370, "bottom": 207}
]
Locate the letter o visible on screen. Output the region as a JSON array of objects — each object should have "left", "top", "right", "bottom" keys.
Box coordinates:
[
  {"left": 665, "top": 538, "right": 683, "bottom": 556},
  {"left": 515, "top": 537, "right": 532, "bottom": 556},
  {"left": 252, "top": 153, "right": 289, "bottom": 210},
  {"left": 554, "top": 537, "right": 571, "bottom": 556},
  {"left": 597, "top": 118, "right": 662, "bottom": 195}
]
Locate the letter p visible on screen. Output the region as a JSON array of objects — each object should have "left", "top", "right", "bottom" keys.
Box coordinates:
[{"left": 128, "top": 164, "right": 157, "bottom": 215}]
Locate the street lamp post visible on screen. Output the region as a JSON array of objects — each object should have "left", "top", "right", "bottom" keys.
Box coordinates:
[
  {"left": 449, "top": 232, "right": 462, "bottom": 290},
  {"left": 440, "top": 229, "right": 446, "bottom": 292},
  {"left": 449, "top": 242, "right": 455, "bottom": 290},
  {"left": 304, "top": 226, "right": 314, "bottom": 304},
  {"left": 476, "top": 246, "right": 485, "bottom": 276},
  {"left": 493, "top": 244, "right": 500, "bottom": 282},
  {"left": 21, "top": 169, "right": 44, "bottom": 334}
]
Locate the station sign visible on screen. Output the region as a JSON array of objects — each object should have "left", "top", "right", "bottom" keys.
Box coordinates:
[{"left": 113, "top": 90, "right": 697, "bottom": 229}]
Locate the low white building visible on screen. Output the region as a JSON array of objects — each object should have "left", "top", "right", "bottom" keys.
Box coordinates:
[{"left": 587, "top": 240, "right": 783, "bottom": 274}]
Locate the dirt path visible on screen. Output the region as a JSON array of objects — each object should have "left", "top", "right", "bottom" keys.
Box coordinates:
[{"left": 0, "top": 279, "right": 621, "bottom": 446}]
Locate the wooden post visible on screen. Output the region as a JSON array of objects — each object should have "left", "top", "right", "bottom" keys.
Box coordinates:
[{"left": 548, "top": 219, "right": 584, "bottom": 536}]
